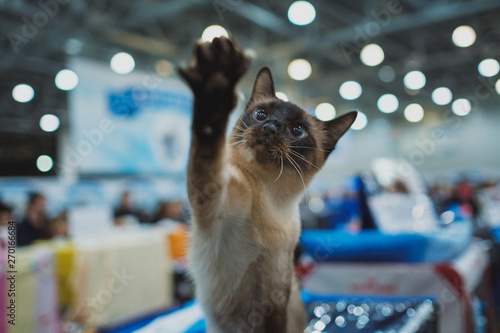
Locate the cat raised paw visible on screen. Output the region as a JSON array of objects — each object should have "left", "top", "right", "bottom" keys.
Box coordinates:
[{"left": 179, "top": 37, "right": 250, "bottom": 119}]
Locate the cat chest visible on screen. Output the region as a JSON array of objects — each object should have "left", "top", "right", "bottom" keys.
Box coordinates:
[
  {"left": 251, "top": 205, "right": 302, "bottom": 249},
  {"left": 189, "top": 214, "right": 299, "bottom": 282}
]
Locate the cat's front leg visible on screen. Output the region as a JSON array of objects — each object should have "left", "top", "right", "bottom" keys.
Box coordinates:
[
  {"left": 180, "top": 37, "right": 250, "bottom": 148},
  {"left": 179, "top": 37, "right": 250, "bottom": 228}
]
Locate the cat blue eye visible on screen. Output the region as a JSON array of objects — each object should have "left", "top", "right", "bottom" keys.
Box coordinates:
[
  {"left": 290, "top": 125, "right": 306, "bottom": 138},
  {"left": 253, "top": 110, "right": 268, "bottom": 121}
]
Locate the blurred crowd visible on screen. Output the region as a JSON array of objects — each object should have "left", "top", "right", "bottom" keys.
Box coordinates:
[
  {"left": 1, "top": 175, "right": 498, "bottom": 247},
  {"left": 429, "top": 178, "right": 499, "bottom": 217},
  {"left": 0, "top": 191, "right": 188, "bottom": 247},
  {"left": 303, "top": 175, "right": 499, "bottom": 231}
]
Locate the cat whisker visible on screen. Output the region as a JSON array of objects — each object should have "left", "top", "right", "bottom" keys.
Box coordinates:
[
  {"left": 289, "top": 150, "right": 320, "bottom": 170},
  {"left": 288, "top": 154, "right": 305, "bottom": 182},
  {"left": 233, "top": 124, "right": 246, "bottom": 132},
  {"left": 237, "top": 115, "right": 249, "bottom": 129},
  {"left": 289, "top": 145, "right": 331, "bottom": 153},
  {"left": 230, "top": 139, "right": 246, "bottom": 147},
  {"left": 289, "top": 150, "right": 306, "bottom": 159},
  {"left": 285, "top": 154, "right": 308, "bottom": 200},
  {"left": 274, "top": 155, "right": 284, "bottom": 183}
]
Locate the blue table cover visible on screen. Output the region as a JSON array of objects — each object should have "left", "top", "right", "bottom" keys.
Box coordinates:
[{"left": 300, "top": 221, "right": 472, "bottom": 263}]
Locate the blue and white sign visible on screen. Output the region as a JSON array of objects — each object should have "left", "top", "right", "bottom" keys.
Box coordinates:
[{"left": 67, "top": 58, "right": 193, "bottom": 175}]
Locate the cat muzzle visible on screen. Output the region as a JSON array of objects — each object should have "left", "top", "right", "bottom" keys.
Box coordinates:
[{"left": 262, "top": 120, "right": 280, "bottom": 134}]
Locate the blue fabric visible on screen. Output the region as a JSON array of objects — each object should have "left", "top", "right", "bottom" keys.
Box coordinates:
[
  {"left": 492, "top": 227, "right": 500, "bottom": 243},
  {"left": 109, "top": 220, "right": 472, "bottom": 333},
  {"left": 301, "top": 289, "right": 436, "bottom": 304},
  {"left": 184, "top": 319, "right": 206, "bottom": 333},
  {"left": 300, "top": 221, "right": 472, "bottom": 263}
]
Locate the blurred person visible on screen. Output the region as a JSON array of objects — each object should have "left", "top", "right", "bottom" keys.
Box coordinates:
[
  {"left": 449, "top": 179, "right": 479, "bottom": 218},
  {"left": 154, "top": 200, "right": 191, "bottom": 304},
  {"left": 153, "top": 200, "right": 186, "bottom": 223},
  {"left": 114, "top": 191, "right": 149, "bottom": 223},
  {"left": 17, "top": 192, "right": 50, "bottom": 246},
  {"left": 114, "top": 191, "right": 135, "bottom": 217},
  {"left": 386, "top": 178, "right": 409, "bottom": 193},
  {"left": 0, "top": 201, "right": 13, "bottom": 226},
  {"left": 48, "top": 212, "right": 68, "bottom": 238},
  {"left": 454, "top": 179, "right": 474, "bottom": 204},
  {"left": 429, "top": 182, "right": 453, "bottom": 213}
]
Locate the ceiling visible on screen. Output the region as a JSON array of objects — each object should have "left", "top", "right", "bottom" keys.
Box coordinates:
[{"left": 1, "top": 0, "right": 500, "bottom": 176}]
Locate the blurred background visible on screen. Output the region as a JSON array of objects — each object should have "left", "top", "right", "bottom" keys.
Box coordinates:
[{"left": 1, "top": 0, "right": 500, "bottom": 332}]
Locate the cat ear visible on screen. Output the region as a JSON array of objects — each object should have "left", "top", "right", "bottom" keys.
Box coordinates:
[
  {"left": 323, "top": 111, "right": 358, "bottom": 154},
  {"left": 249, "top": 67, "right": 276, "bottom": 103}
]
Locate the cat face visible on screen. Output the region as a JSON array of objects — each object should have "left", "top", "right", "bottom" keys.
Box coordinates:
[
  {"left": 230, "top": 67, "right": 357, "bottom": 183},
  {"left": 234, "top": 99, "right": 320, "bottom": 169}
]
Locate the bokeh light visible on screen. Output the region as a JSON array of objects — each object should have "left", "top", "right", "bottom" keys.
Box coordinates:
[
  {"left": 201, "top": 25, "right": 228, "bottom": 42},
  {"left": 378, "top": 66, "right": 395, "bottom": 83},
  {"left": 339, "top": 81, "right": 362, "bottom": 100},
  {"left": 37, "top": 155, "right": 53, "bottom": 172},
  {"left": 403, "top": 71, "right": 426, "bottom": 90},
  {"left": 110, "top": 52, "right": 135, "bottom": 74},
  {"left": 55, "top": 69, "right": 78, "bottom": 91},
  {"left": 275, "top": 92, "right": 289, "bottom": 101},
  {"left": 288, "top": 1, "right": 316, "bottom": 26},
  {"left": 452, "top": 25, "right": 476, "bottom": 48},
  {"left": 431, "top": 87, "right": 453, "bottom": 105},
  {"left": 288, "top": 59, "right": 312, "bottom": 81},
  {"left": 478, "top": 58, "right": 500, "bottom": 77},
  {"left": 315, "top": 103, "right": 336, "bottom": 121},
  {"left": 377, "top": 94, "right": 399, "bottom": 113},
  {"left": 404, "top": 103, "right": 424, "bottom": 122},
  {"left": 451, "top": 98, "right": 471, "bottom": 116},
  {"left": 351, "top": 111, "right": 367, "bottom": 130},
  {"left": 12, "top": 84, "right": 35, "bottom": 103},
  {"left": 360, "top": 44, "right": 384, "bottom": 67},
  {"left": 40, "top": 114, "right": 60, "bottom": 132}
]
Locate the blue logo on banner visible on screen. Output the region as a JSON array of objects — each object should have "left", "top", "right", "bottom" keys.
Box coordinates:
[{"left": 108, "top": 88, "right": 192, "bottom": 117}]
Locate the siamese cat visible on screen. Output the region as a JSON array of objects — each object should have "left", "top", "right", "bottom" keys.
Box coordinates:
[{"left": 179, "top": 37, "right": 357, "bottom": 333}]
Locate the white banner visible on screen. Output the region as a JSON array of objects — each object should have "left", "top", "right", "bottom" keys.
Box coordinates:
[{"left": 67, "top": 58, "right": 192, "bottom": 175}]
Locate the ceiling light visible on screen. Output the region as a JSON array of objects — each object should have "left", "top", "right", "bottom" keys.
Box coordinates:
[
  {"left": 288, "top": 1, "right": 316, "bottom": 26},
  {"left": 496, "top": 78, "right": 500, "bottom": 95},
  {"left": 403, "top": 71, "right": 426, "bottom": 90},
  {"left": 351, "top": 111, "right": 367, "bottom": 130},
  {"left": 315, "top": 103, "right": 336, "bottom": 121},
  {"left": 339, "top": 81, "right": 362, "bottom": 100},
  {"left": 377, "top": 94, "right": 398, "bottom": 113},
  {"left": 404, "top": 103, "right": 424, "bottom": 122},
  {"left": 451, "top": 98, "right": 471, "bottom": 116},
  {"left": 287, "top": 59, "right": 312, "bottom": 81},
  {"left": 201, "top": 25, "right": 228, "bottom": 42},
  {"left": 452, "top": 25, "right": 476, "bottom": 48},
  {"left": 110, "top": 52, "right": 135, "bottom": 74},
  {"left": 55, "top": 69, "right": 78, "bottom": 91},
  {"left": 478, "top": 58, "right": 500, "bottom": 77},
  {"left": 37, "top": 155, "right": 53, "bottom": 172},
  {"left": 275, "top": 92, "right": 289, "bottom": 101},
  {"left": 360, "top": 44, "right": 384, "bottom": 67},
  {"left": 378, "top": 66, "right": 395, "bottom": 83},
  {"left": 40, "top": 114, "right": 60, "bottom": 132},
  {"left": 12, "top": 84, "right": 34, "bottom": 103},
  {"left": 431, "top": 87, "right": 453, "bottom": 105},
  {"left": 64, "top": 38, "right": 83, "bottom": 55}
]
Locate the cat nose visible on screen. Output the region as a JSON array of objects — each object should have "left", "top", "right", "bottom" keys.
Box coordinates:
[{"left": 262, "top": 121, "right": 278, "bottom": 133}]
